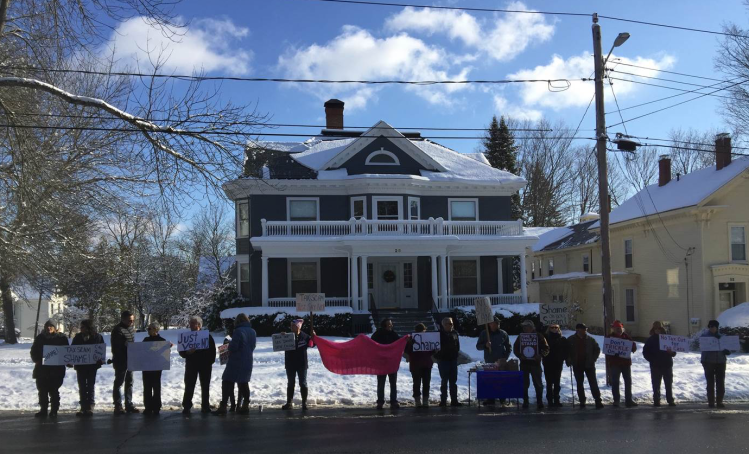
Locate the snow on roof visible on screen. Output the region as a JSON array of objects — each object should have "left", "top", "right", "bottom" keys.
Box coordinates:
[
  {"left": 455, "top": 303, "right": 540, "bottom": 316},
  {"left": 717, "top": 302, "right": 749, "bottom": 328},
  {"left": 291, "top": 138, "right": 355, "bottom": 171},
  {"left": 598, "top": 157, "right": 749, "bottom": 227},
  {"left": 532, "top": 226, "right": 574, "bottom": 252},
  {"left": 533, "top": 271, "right": 634, "bottom": 282},
  {"left": 463, "top": 152, "right": 490, "bottom": 165},
  {"left": 414, "top": 140, "right": 524, "bottom": 185},
  {"left": 248, "top": 140, "right": 310, "bottom": 153},
  {"left": 220, "top": 306, "right": 353, "bottom": 319}
]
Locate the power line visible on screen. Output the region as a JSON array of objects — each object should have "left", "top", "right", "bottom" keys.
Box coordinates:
[
  {"left": 609, "top": 61, "right": 727, "bottom": 82},
  {"left": 597, "top": 14, "right": 747, "bottom": 39},
  {"left": 609, "top": 69, "right": 743, "bottom": 90},
  {"left": 635, "top": 141, "right": 749, "bottom": 156},
  {"left": 608, "top": 77, "right": 735, "bottom": 100}
]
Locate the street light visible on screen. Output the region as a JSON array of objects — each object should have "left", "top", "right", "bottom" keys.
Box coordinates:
[{"left": 604, "top": 32, "right": 630, "bottom": 66}]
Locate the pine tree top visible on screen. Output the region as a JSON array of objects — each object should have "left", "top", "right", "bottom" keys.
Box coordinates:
[{"left": 482, "top": 115, "right": 518, "bottom": 174}]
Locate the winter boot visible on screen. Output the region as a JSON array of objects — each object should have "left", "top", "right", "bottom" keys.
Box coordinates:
[
  {"left": 653, "top": 400, "right": 661, "bottom": 407},
  {"left": 238, "top": 401, "right": 250, "bottom": 415},
  {"left": 301, "top": 386, "right": 308, "bottom": 411},
  {"left": 212, "top": 403, "right": 228, "bottom": 416},
  {"left": 113, "top": 406, "right": 125, "bottom": 416},
  {"left": 625, "top": 400, "right": 639, "bottom": 408},
  {"left": 34, "top": 406, "right": 48, "bottom": 419},
  {"left": 414, "top": 397, "right": 422, "bottom": 407},
  {"left": 391, "top": 401, "right": 401, "bottom": 409},
  {"left": 595, "top": 400, "right": 604, "bottom": 409},
  {"left": 522, "top": 400, "right": 529, "bottom": 409},
  {"left": 537, "top": 400, "right": 544, "bottom": 410},
  {"left": 282, "top": 385, "right": 294, "bottom": 410}
]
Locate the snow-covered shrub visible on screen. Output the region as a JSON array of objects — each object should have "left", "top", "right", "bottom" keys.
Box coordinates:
[{"left": 222, "top": 311, "right": 354, "bottom": 337}]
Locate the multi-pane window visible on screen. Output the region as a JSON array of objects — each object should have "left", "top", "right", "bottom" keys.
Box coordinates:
[
  {"left": 288, "top": 199, "right": 318, "bottom": 221},
  {"left": 625, "top": 288, "right": 636, "bottom": 322},
  {"left": 367, "top": 263, "right": 374, "bottom": 290},
  {"left": 624, "top": 239, "right": 633, "bottom": 268},
  {"left": 376, "top": 201, "right": 399, "bottom": 220},
  {"left": 452, "top": 259, "right": 478, "bottom": 295},
  {"left": 403, "top": 263, "right": 413, "bottom": 289},
  {"left": 239, "top": 263, "right": 251, "bottom": 298},
  {"left": 583, "top": 254, "right": 590, "bottom": 273},
  {"left": 449, "top": 200, "right": 477, "bottom": 221},
  {"left": 352, "top": 197, "right": 366, "bottom": 219},
  {"left": 290, "top": 262, "right": 317, "bottom": 295},
  {"left": 731, "top": 226, "right": 746, "bottom": 261},
  {"left": 238, "top": 201, "right": 250, "bottom": 237},
  {"left": 531, "top": 261, "right": 535, "bottom": 280},
  {"left": 538, "top": 259, "right": 543, "bottom": 278},
  {"left": 409, "top": 198, "right": 420, "bottom": 220},
  {"left": 548, "top": 258, "right": 554, "bottom": 277}
]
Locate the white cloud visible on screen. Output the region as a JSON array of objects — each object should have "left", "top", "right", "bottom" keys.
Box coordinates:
[
  {"left": 104, "top": 17, "right": 252, "bottom": 75},
  {"left": 493, "top": 95, "right": 542, "bottom": 121},
  {"left": 277, "top": 26, "right": 472, "bottom": 110},
  {"left": 385, "top": 2, "right": 554, "bottom": 62},
  {"left": 508, "top": 52, "right": 676, "bottom": 110}
]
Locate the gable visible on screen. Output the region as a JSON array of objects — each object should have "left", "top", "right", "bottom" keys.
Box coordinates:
[{"left": 336, "top": 136, "right": 429, "bottom": 175}]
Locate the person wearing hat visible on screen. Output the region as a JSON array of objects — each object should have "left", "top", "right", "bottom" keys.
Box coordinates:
[
  {"left": 543, "top": 324, "right": 569, "bottom": 407},
  {"left": 434, "top": 317, "right": 461, "bottom": 407},
  {"left": 642, "top": 321, "right": 676, "bottom": 407},
  {"left": 512, "top": 320, "right": 549, "bottom": 410},
  {"left": 701, "top": 320, "right": 730, "bottom": 408},
  {"left": 405, "top": 323, "right": 434, "bottom": 407},
  {"left": 372, "top": 318, "right": 402, "bottom": 409},
  {"left": 29, "top": 320, "right": 69, "bottom": 418},
  {"left": 606, "top": 320, "right": 638, "bottom": 408},
  {"left": 281, "top": 318, "right": 316, "bottom": 411},
  {"left": 475, "top": 316, "right": 512, "bottom": 406},
  {"left": 566, "top": 323, "right": 604, "bottom": 409}
]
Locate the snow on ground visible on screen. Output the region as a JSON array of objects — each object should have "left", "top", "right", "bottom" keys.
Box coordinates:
[
  {"left": 717, "top": 302, "right": 749, "bottom": 328},
  {"left": 2, "top": 330, "right": 749, "bottom": 411}
]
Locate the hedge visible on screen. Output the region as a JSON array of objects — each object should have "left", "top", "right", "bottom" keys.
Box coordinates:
[
  {"left": 222, "top": 311, "right": 354, "bottom": 337},
  {"left": 452, "top": 308, "right": 540, "bottom": 337}
]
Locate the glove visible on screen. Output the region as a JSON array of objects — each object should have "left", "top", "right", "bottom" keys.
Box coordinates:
[
  {"left": 722, "top": 349, "right": 731, "bottom": 356},
  {"left": 565, "top": 361, "right": 571, "bottom": 368}
]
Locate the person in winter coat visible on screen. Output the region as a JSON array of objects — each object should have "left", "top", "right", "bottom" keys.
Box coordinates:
[
  {"left": 605, "top": 320, "right": 638, "bottom": 407},
  {"left": 219, "top": 313, "right": 256, "bottom": 415},
  {"left": 566, "top": 323, "right": 604, "bottom": 409},
  {"left": 513, "top": 320, "right": 550, "bottom": 409},
  {"left": 371, "top": 318, "right": 401, "bottom": 410},
  {"left": 142, "top": 322, "right": 169, "bottom": 416},
  {"left": 405, "top": 323, "right": 434, "bottom": 407},
  {"left": 543, "top": 324, "right": 569, "bottom": 407},
  {"left": 701, "top": 319, "right": 730, "bottom": 408},
  {"left": 179, "top": 315, "right": 217, "bottom": 415},
  {"left": 642, "top": 321, "right": 676, "bottom": 407},
  {"left": 70, "top": 319, "right": 104, "bottom": 417},
  {"left": 30, "top": 320, "right": 69, "bottom": 418},
  {"left": 111, "top": 310, "right": 138, "bottom": 414},
  {"left": 281, "top": 319, "right": 316, "bottom": 411},
  {"left": 435, "top": 317, "right": 462, "bottom": 407},
  {"left": 220, "top": 323, "right": 238, "bottom": 412},
  {"left": 476, "top": 316, "right": 512, "bottom": 405}
]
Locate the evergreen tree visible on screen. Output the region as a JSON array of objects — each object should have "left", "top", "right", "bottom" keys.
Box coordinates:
[{"left": 482, "top": 116, "right": 522, "bottom": 220}]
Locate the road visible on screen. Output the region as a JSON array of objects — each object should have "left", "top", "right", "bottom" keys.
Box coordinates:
[{"left": 1, "top": 404, "right": 747, "bottom": 453}]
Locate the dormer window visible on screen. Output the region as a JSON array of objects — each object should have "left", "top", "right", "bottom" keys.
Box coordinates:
[{"left": 365, "top": 148, "right": 400, "bottom": 166}]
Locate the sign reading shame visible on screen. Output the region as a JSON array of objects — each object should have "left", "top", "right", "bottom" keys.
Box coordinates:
[
  {"left": 474, "top": 297, "right": 494, "bottom": 326},
  {"left": 519, "top": 333, "right": 538, "bottom": 359},
  {"left": 411, "top": 332, "right": 440, "bottom": 352},
  {"left": 539, "top": 303, "right": 569, "bottom": 326},
  {"left": 659, "top": 334, "right": 689, "bottom": 353},
  {"left": 272, "top": 333, "right": 297, "bottom": 352},
  {"left": 296, "top": 293, "right": 325, "bottom": 312},
  {"left": 127, "top": 342, "right": 171, "bottom": 371},
  {"left": 43, "top": 344, "right": 107, "bottom": 366},
  {"left": 177, "top": 330, "right": 210, "bottom": 352},
  {"left": 603, "top": 337, "right": 633, "bottom": 359}
]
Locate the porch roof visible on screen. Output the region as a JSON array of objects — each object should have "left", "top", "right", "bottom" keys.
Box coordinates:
[{"left": 533, "top": 271, "right": 638, "bottom": 282}]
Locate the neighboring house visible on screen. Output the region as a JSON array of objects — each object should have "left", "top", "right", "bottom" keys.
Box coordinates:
[
  {"left": 222, "top": 99, "right": 543, "bottom": 324},
  {"left": 11, "top": 286, "right": 67, "bottom": 338},
  {"left": 527, "top": 134, "right": 749, "bottom": 337}
]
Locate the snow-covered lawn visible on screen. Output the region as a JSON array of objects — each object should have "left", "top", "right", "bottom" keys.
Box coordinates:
[{"left": 1, "top": 330, "right": 748, "bottom": 411}]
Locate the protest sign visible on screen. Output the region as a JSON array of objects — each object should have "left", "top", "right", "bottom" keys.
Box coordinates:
[
  {"left": 272, "top": 333, "right": 297, "bottom": 352},
  {"left": 296, "top": 293, "right": 325, "bottom": 312},
  {"left": 218, "top": 343, "right": 230, "bottom": 365},
  {"left": 518, "top": 333, "right": 539, "bottom": 359},
  {"left": 127, "top": 342, "right": 171, "bottom": 371},
  {"left": 699, "top": 336, "right": 740, "bottom": 352},
  {"left": 539, "top": 303, "right": 569, "bottom": 326},
  {"left": 411, "top": 332, "right": 440, "bottom": 352},
  {"left": 603, "top": 337, "right": 633, "bottom": 358},
  {"left": 177, "top": 330, "right": 210, "bottom": 352},
  {"left": 474, "top": 297, "right": 494, "bottom": 326},
  {"left": 720, "top": 335, "right": 741, "bottom": 352},
  {"left": 43, "top": 344, "right": 106, "bottom": 366},
  {"left": 659, "top": 334, "right": 689, "bottom": 353}
]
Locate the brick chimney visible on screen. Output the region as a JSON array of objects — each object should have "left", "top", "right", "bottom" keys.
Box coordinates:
[
  {"left": 324, "top": 99, "right": 344, "bottom": 130},
  {"left": 716, "top": 133, "right": 732, "bottom": 170},
  {"left": 658, "top": 155, "right": 671, "bottom": 186}
]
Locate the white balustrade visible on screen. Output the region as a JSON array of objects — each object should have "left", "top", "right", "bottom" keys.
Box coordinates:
[
  {"left": 267, "top": 297, "right": 351, "bottom": 308},
  {"left": 261, "top": 218, "right": 522, "bottom": 237},
  {"left": 447, "top": 294, "right": 524, "bottom": 308}
]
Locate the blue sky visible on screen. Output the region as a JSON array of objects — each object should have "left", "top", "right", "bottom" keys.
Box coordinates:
[{"left": 101, "top": 0, "right": 749, "bottom": 155}]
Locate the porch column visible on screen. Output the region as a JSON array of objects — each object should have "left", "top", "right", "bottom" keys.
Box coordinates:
[
  {"left": 497, "top": 257, "right": 504, "bottom": 295},
  {"left": 439, "top": 254, "right": 448, "bottom": 310},
  {"left": 351, "top": 255, "right": 360, "bottom": 311},
  {"left": 519, "top": 253, "right": 527, "bottom": 303},
  {"left": 430, "top": 255, "right": 439, "bottom": 309},
  {"left": 261, "top": 255, "right": 269, "bottom": 307},
  {"left": 361, "top": 255, "right": 369, "bottom": 311}
]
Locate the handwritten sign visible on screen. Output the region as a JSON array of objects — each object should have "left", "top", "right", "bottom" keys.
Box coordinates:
[
  {"left": 127, "top": 342, "right": 171, "bottom": 371},
  {"left": 659, "top": 334, "right": 689, "bottom": 353},
  {"left": 272, "top": 333, "right": 297, "bottom": 352},
  {"left": 474, "top": 297, "right": 494, "bottom": 326},
  {"left": 700, "top": 336, "right": 740, "bottom": 352},
  {"left": 411, "top": 332, "right": 440, "bottom": 352},
  {"left": 218, "top": 343, "right": 230, "bottom": 365},
  {"left": 296, "top": 293, "right": 325, "bottom": 312},
  {"left": 603, "top": 337, "right": 633, "bottom": 358},
  {"left": 539, "top": 303, "right": 569, "bottom": 326},
  {"left": 519, "top": 333, "right": 538, "bottom": 359},
  {"left": 177, "top": 330, "right": 210, "bottom": 352},
  {"left": 43, "top": 344, "right": 106, "bottom": 366}
]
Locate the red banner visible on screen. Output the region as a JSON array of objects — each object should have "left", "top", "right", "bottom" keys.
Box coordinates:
[{"left": 314, "top": 334, "right": 409, "bottom": 375}]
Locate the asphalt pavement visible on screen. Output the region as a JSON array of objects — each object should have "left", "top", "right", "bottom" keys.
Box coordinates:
[{"left": 2, "top": 403, "right": 748, "bottom": 453}]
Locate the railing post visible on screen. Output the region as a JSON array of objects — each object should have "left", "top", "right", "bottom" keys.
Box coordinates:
[
  {"left": 362, "top": 218, "right": 369, "bottom": 235},
  {"left": 261, "top": 218, "right": 267, "bottom": 236},
  {"left": 349, "top": 217, "right": 356, "bottom": 236},
  {"left": 436, "top": 217, "right": 444, "bottom": 235},
  {"left": 428, "top": 217, "right": 434, "bottom": 235},
  {"left": 517, "top": 218, "right": 523, "bottom": 235}
]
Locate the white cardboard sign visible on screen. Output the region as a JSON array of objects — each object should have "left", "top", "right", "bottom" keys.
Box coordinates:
[
  {"left": 519, "top": 333, "right": 539, "bottom": 359},
  {"left": 603, "top": 337, "right": 633, "bottom": 359},
  {"left": 539, "top": 303, "right": 569, "bottom": 326},
  {"left": 296, "top": 293, "right": 325, "bottom": 312},
  {"left": 42, "top": 344, "right": 106, "bottom": 366},
  {"left": 127, "top": 342, "right": 171, "bottom": 371},
  {"left": 177, "top": 330, "right": 210, "bottom": 352},
  {"left": 272, "top": 333, "right": 297, "bottom": 352},
  {"left": 659, "top": 334, "right": 689, "bottom": 353},
  {"left": 474, "top": 297, "right": 494, "bottom": 326},
  {"left": 218, "top": 343, "right": 230, "bottom": 365},
  {"left": 700, "top": 336, "right": 740, "bottom": 352},
  {"left": 411, "top": 332, "right": 441, "bottom": 352}
]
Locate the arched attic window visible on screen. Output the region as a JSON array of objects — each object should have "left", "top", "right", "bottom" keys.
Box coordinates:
[{"left": 365, "top": 148, "right": 400, "bottom": 166}]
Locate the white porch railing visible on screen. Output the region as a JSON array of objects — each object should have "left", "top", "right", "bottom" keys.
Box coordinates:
[
  {"left": 447, "top": 294, "right": 524, "bottom": 309},
  {"left": 262, "top": 218, "right": 523, "bottom": 237},
  {"left": 267, "top": 297, "right": 351, "bottom": 308}
]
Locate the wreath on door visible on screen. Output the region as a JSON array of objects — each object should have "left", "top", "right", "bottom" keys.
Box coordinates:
[{"left": 383, "top": 270, "right": 396, "bottom": 283}]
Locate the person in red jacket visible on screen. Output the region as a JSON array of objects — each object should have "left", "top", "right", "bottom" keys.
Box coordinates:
[
  {"left": 606, "top": 320, "right": 638, "bottom": 407},
  {"left": 405, "top": 323, "right": 434, "bottom": 408}
]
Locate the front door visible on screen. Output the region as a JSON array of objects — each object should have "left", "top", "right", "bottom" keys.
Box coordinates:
[
  {"left": 378, "top": 262, "right": 399, "bottom": 308},
  {"left": 719, "top": 290, "right": 735, "bottom": 313}
]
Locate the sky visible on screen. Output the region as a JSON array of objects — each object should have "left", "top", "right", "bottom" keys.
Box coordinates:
[{"left": 97, "top": 0, "right": 749, "bottom": 156}]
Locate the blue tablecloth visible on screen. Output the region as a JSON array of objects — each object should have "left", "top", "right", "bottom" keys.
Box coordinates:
[{"left": 476, "top": 371, "right": 524, "bottom": 400}]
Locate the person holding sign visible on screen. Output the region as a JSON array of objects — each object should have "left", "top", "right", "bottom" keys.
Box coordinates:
[
  {"left": 179, "top": 316, "right": 217, "bottom": 415},
  {"left": 543, "top": 324, "right": 569, "bottom": 408},
  {"left": 701, "top": 320, "right": 730, "bottom": 408},
  {"left": 372, "top": 318, "right": 402, "bottom": 410},
  {"left": 281, "top": 319, "right": 316, "bottom": 411},
  {"left": 642, "top": 321, "right": 676, "bottom": 407},
  {"left": 512, "top": 320, "right": 549, "bottom": 409},
  {"left": 218, "top": 313, "right": 256, "bottom": 415},
  {"left": 111, "top": 310, "right": 138, "bottom": 415},
  {"left": 606, "top": 321, "right": 638, "bottom": 408},
  {"left": 475, "top": 316, "right": 511, "bottom": 406},
  {"left": 566, "top": 323, "right": 604, "bottom": 409},
  {"left": 70, "top": 319, "right": 104, "bottom": 417},
  {"left": 435, "top": 317, "right": 462, "bottom": 407},
  {"left": 142, "top": 323, "right": 168, "bottom": 416},
  {"left": 29, "top": 320, "right": 69, "bottom": 418},
  {"left": 405, "top": 323, "right": 434, "bottom": 407}
]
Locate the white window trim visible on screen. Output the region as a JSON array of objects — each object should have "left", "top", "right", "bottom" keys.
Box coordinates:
[
  {"left": 448, "top": 198, "right": 479, "bottom": 221},
  {"left": 351, "top": 196, "right": 367, "bottom": 220},
  {"left": 450, "top": 256, "right": 481, "bottom": 295},
  {"left": 286, "top": 197, "right": 320, "bottom": 222},
  {"left": 548, "top": 258, "right": 555, "bottom": 276},
  {"left": 728, "top": 223, "right": 748, "bottom": 263},
  {"left": 236, "top": 255, "right": 250, "bottom": 297},
  {"left": 625, "top": 288, "right": 637, "bottom": 323},
  {"left": 236, "top": 200, "right": 250, "bottom": 239},
  {"left": 582, "top": 253, "right": 590, "bottom": 273},
  {"left": 407, "top": 196, "right": 421, "bottom": 220},
  {"left": 372, "top": 196, "right": 403, "bottom": 220},
  {"left": 287, "top": 258, "right": 321, "bottom": 297},
  {"left": 365, "top": 148, "right": 400, "bottom": 166},
  {"left": 624, "top": 238, "right": 634, "bottom": 270}
]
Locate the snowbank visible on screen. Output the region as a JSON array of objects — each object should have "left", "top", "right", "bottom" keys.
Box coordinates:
[
  {"left": 717, "top": 302, "right": 749, "bottom": 328},
  {"left": 456, "top": 303, "right": 539, "bottom": 316},
  {"left": 220, "top": 306, "right": 353, "bottom": 319}
]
